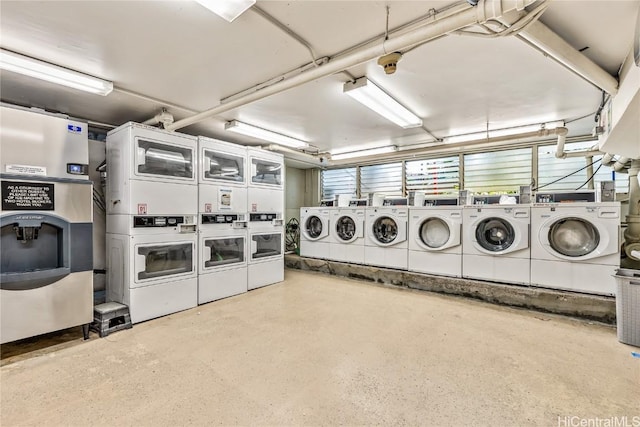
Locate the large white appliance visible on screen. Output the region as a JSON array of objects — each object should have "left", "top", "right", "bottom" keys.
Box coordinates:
[
  {"left": 199, "top": 213, "right": 248, "bottom": 303},
  {"left": 247, "top": 147, "right": 284, "bottom": 214},
  {"left": 364, "top": 200, "right": 409, "bottom": 269},
  {"left": 198, "top": 136, "right": 248, "bottom": 303},
  {"left": 106, "top": 122, "right": 197, "bottom": 217},
  {"left": 1, "top": 104, "right": 93, "bottom": 344},
  {"left": 463, "top": 203, "right": 531, "bottom": 285},
  {"left": 329, "top": 207, "right": 366, "bottom": 264},
  {"left": 531, "top": 192, "right": 620, "bottom": 295},
  {"left": 246, "top": 148, "right": 284, "bottom": 289},
  {"left": 408, "top": 196, "right": 462, "bottom": 277},
  {"left": 248, "top": 212, "right": 284, "bottom": 290},
  {"left": 106, "top": 214, "right": 198, "bottom": 323},
  {"left": 299, "top": 207, "right": 332, "bottom": 259},
  {"left": 198, "top": 136, "right": 247, "bottom": 215}
]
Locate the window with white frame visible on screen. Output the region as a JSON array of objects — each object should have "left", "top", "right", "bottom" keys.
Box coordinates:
[
  {"left": 464, "top": 147, "right": 532, "bottom": 193},
  {"left": 537, "top": 141, "right": 629, "bottom": 193},
  {"left": 321, "top": 167, "right": 357, "bottom": 200},
  {"left": 405, "top": 156, "right": 460, "bottom": 195},
  {"left": 360, "top": 162, "right": 403, "bottom": 197}
]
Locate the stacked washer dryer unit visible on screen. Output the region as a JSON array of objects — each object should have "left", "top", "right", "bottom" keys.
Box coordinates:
[
  {"left": 329, "top": 198, "right": 366, "bottom": 264},
  {"left": 247, "top": 147, "right": 285, "bottom": 290},
  {"left": 300, "top": 205, "right": 332, "bottom": 259},
  {"left": 106, "top": 123, "right": 198, "bottom": 324},
  {"left": 462, "top": 195, "right": 531, "bottom": 285},
  {"left": 364, "top": 198, "right": 409, "bottom": 270},
  {"left": 198, "top": 137, "right": 248, "bottom": 303},
  {"left": 0, "top": 105, "right": 93, "bottom": 343},
  {"left": 531, "top": 191, "right": 620, "bottom": 295},
  {"left": 408, "top": 194, "right": 463, "bottom": 277}
]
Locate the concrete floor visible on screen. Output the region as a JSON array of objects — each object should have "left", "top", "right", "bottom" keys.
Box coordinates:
[{"left": 1, "top": 270, "right": 638, "bottom": 426}]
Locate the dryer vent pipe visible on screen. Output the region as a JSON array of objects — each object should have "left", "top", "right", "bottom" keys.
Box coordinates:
[{"left": 624, "top": 159, "right": 640, "bottom": 261}]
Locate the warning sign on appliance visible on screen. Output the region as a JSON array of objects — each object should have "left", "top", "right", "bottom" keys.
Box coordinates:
[{"left": 1, "top": 181, "right": 55, "bottom": 211}]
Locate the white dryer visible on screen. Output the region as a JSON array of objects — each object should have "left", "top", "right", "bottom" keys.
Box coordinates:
[
  {"left": 408, "top": 197, "right": 462, "bottom": 277},
  {"left": 247, "top": 147, "right": 284, "bottom": 214},
  {"left": 364, "top": 206, "right": 409, "bottom": 270},
  {"left": 248, "top": 212, "right": 284, "bottom": 290},
  {"left": 300, "top": 207, "right": 332, "bottom": 259},
  {"left": 199, "top": 213, "right": 248, "bottom": 304},
  {"left": 106, "top": 122, "right": 197, "bottom": 216},
  {"left": 198, "top": 136, "right": 247, "bottom": 214},
  {"left": 329, "top": 207, "right": 366, "bottom": 264},
  {"left": 462, "top": 204, "right": 531, "bottom": 285},
  {"left": 531, "top": 201, "right": 620, "bottom": 295},
  {"left": 106, "top": 214, "right": 198, "bottom": 324}
]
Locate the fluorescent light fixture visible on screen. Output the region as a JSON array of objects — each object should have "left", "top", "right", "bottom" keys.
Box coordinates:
[
  {"left": 343, "top": 77, "right": 422, "bottom": 129},
  {"left": 194, "top": 0, "right": 255, "bottom": 22},
  {"left": 225, "top": 120, "right": 309, "bottom": 148},
  {"left": 0, "top": 49, "right": 113, "bottom": 96},
  {"left": 445, "top": 120, "right": 565, "bottom": 144},
  {"left": 330, "top": 145, "right": 397, "bottom": 160}
]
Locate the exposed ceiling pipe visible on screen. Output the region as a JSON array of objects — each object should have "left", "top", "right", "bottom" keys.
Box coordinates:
[
  {"left": 502, "top": 13, "right": 619, "bottom": 95},
  {"left": 261, "top": 144, "right": 327, "bottom": 167},
  {"left": 252, "top": 5, "right": 322, "bottom": 67},
  {"left": 142, "top": 109, "right": 175, "bottom": 128},
  {"left": 613, "top": 156, "right": 631, "bottom": 172},
  {"left": 554, "top": 127, "right": 602, "bottom": 158},
  {"left": 166, "top": 0, "right": 539, "bottom": 132}
]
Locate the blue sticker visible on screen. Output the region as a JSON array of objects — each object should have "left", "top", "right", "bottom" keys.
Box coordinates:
[
  {"left": 632, "top": 352, "right": 640, "bottom": 359},
  {"left": 67, "top": 124, "right": 82, "bottom": 133}
]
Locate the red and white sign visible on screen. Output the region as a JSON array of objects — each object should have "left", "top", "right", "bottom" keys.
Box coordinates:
[
  {"left": 205, "top": 203, "right": 212, "bottom": 213},
  {"left": 251, "top": 203, "right": 257, "bottom": 212},
  {"left": 137, "top": 203, "right": 147, "bottom": 215}
]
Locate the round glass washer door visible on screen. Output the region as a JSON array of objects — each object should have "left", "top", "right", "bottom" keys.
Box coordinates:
[
  {"left": 336, "top": 216, "right": 356, "bottom": 241},
  {"left": 419, "top": 218, "right": 450, "bottom": 249},
  {"left": 373, "top": 216, "right": 398, "bottom": 244},
  {"left": 475, "top": 217, "right": 514, "bottom": 252},
  {"left": 548, "top": 217, "right": 599, "bottom": 257},
  {"left": 305, "top": 216, "right": 324, "bottom": 239}
]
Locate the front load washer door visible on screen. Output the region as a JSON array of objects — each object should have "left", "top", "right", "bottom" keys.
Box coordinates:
[
  {"left": 547, "top": 217, "right": 600, "bottom": 258},
  {"left": 372, "top": 216, "right": 398, "bottom": 245},
  {"left": 419, "top": 217, "right": 451, "bottom": 250},
  {"left": 336, "top": 215, "right": 359, "bottom": 243},
  {"left": 475, "top": 217, "right": 515, "bottom": 253},
  {"left": 304, "top": 215, "right": 328, "bottom": 241}
]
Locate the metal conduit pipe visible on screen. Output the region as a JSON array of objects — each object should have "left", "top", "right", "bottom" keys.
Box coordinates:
[
  {"left": 261, "top": 144, "right": 326, "bottom": 167},
  {"left": 166, "top": 0, "right": 539, "bottom": 131},
  {"left": 555, "top": 127, "right": 602, "bottom": 158},
  {"left": 624, "top": 159, "right": 640, "bottom": 261},
  {"left": 613, "top": 156, "right": 631, "bottom": 172}
]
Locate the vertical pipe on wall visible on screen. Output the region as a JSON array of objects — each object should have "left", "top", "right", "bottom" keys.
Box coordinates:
[{"left": 585, "top": 156, "right": 595, "bottom": 190}]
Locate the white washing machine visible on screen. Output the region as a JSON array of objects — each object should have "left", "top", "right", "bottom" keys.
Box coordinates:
[
  {"left": 198, "top": 136, "right": 247, "bottom": 214},
  {"left": 106, "top": 214, "right": 198, "bottom": 324},
  {"left": 329, "top": 207, "right": 366, "bottom": 264},
  {"left": 364, "top": 206, "right": 409, "bottom": 270},
  {"left": 531, "top": 201, "right": 620, "bottom": 295},
  {"left": 300, "top": 207, "right": 332, "bottom": 259},
  {"left": 199, "top": 213, "right": 248, "bottom": 304},
  {"left": 247, "top": 147, "right": 284, "bottom": 214},
  {"left": 106, "top": 122, "right": 198, "bottom": 216},
  {"left": 248, "top": 212, "right": 284, "bottom": 290},
  {"left": 462, "top": 204, "right": 531, "bottom": 285},
  {"left": 408, "top": 197, "right": 462, "bottom": 277}
]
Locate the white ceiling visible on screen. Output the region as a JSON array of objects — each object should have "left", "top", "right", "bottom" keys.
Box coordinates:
[{"left": 1, "top": 0, "right": 639, "bottom": 163}]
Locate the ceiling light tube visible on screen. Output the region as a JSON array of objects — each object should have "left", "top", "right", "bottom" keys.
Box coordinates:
[
  {"left": 225, "top": 120, "right": 309, "bottom": 148},
  {"left": 343, "top": 77, "right": 422, "bottom": 129},
  {"left": 330, "top": 145, "right": 397, "bottom": 160},
  {"left": 194, "top": 0, "right": 255, "bottom": 22},
  {"left": 0, "top": 49, "right": 113, "bottom": 96}
]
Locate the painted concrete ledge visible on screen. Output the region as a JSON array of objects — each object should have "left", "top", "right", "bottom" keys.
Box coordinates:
[{"left": 284, "top": 254, "right": 616, "bottom": 324}]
